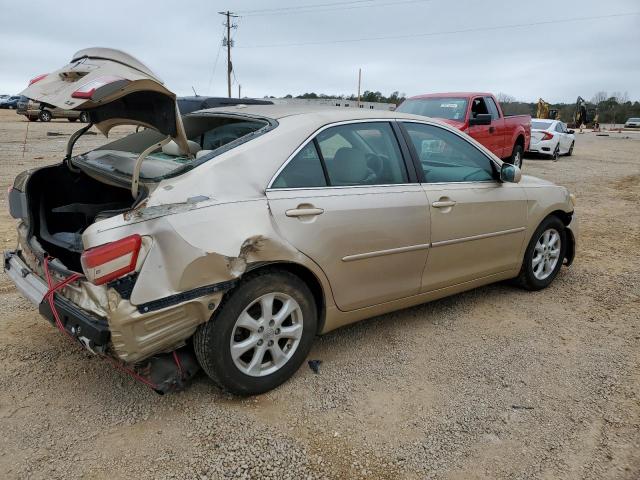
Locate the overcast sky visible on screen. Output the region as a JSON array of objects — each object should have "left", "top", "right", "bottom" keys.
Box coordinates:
[{"left": 1, "top": 0, "right": 638, "bottom": 103}]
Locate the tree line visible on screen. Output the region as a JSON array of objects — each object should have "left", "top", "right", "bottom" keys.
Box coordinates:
[
  {"left": 270, "top": 90, "right": 640, "bottom": 124},
  {"left": 497, "top": 92, "right": 640, "bottom": 124}
]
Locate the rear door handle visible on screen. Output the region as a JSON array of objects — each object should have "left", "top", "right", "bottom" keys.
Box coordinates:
[
  {"left": 285, "top": 207, "right": 324, "bottom": 217},
  {"left": 432, "top": 200, "right": 456, "bottom": 208},
  {"left": 489, "top": 126, "right": 495, "bottom": 134}
]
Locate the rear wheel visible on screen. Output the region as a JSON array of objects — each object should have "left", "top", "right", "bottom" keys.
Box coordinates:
[
  {"left": 515, "top": 215, "right": 566, "bottom": 291},
  {"left": 38, "top": 110, "right": 52, "bottom": 122},
  {"left": 508, "top": 144, "right": 524, "bottom": 168},
  {"left": 551, "top": 144, "right": 560, "bottom": 161},
  {"left": 194, "top": 270, "right": 317, "bottom": 395},
  {"left": 79, "top": 112, "right": 90, "bottom": 123}
]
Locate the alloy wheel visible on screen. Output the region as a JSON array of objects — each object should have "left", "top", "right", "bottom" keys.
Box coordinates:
[
  {"left": 230, "top": 292, "right": 304, "bottom": 377},
  {"left": 532, "top": 228, "right": 561, "bottom": 280},
  {"left": 513, "top": 151, "right": 522, "bottom": 168}
]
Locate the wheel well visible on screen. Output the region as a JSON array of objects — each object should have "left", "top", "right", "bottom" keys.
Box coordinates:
[
  {"left": 515, "top": 135, "right": 525, "bottom": 148},
  {"left": 548, "top": 210, "right": 575, "bottom": 264},
  {"left": 549, "top": 209, "right": 572, "bottom": 226},
  {"left": 245, "top": 262, "right": 326, "bottom": 334}
]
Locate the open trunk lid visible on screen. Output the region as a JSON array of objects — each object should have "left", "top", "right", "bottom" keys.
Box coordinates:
[{"left": 20, "top": 47, "right": 189, "bottom": 153}]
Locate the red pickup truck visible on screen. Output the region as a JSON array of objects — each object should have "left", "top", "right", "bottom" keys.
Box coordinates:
[{"left": 397, "top": 92, "right": 531, "bottom": 168}]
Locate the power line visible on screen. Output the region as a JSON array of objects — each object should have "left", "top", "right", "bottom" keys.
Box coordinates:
[
  {"left": 238, "top": 0, "right": 434, "bottom": 17},
  {"left": 206, "top": 26, "right": 226, "bottom": 95},
  {"left": 236, "top": 0, "right": 374, "bottom": 15},
  {"left": 237, "top": 12, "right": 640, "bottom": 48}
]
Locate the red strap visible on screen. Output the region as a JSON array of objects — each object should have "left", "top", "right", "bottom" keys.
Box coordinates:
[{"left": 42, "top": 256, "right": 158, "bottom": 391}]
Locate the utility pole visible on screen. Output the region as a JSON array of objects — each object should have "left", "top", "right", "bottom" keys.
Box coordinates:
[
  {"left": 357, "top": 68, "right": 362, "bottom": 108},
  {"left": 238, "top": 84, "right": 241, "bottom": 99},
  {"left": 219, "top": 10, "right": 238, "bottom": 98}
]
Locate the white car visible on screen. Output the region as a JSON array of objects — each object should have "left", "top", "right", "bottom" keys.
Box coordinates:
[
  {"left": 528, "top": 119, "right": 575, "bottom": 160},
  {"left": 624, "top": 117, "right": 640, "bottom": 128}
]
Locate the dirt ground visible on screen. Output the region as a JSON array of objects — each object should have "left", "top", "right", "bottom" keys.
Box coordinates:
[{"left": 0, "top": 109, "right": 638, "bottom": 480}]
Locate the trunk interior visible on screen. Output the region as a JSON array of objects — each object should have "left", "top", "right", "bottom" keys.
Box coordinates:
[{"left": 26, "top": 164, "right": 137, "bottom": 271}]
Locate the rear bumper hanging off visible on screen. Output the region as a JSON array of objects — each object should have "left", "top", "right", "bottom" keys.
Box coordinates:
[{"left": 4, "top": 250, "right": 110, "bottom": 353}]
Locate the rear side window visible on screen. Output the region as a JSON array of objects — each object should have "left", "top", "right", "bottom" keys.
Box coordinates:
[
  {"left": 485, "top": 97, "right": 500, "bottom": 120},
  {"left": 271, "top": 143, "right": 327, "bottom": 188},
  {"left": 402, "top": 122, "right": 494, "bottom": 183},
  {"left": 272, "top": 122, "right": 408, "bottom": 188},
  {"left": 316, "top": 123, "right": 407, "bottom": 186}
]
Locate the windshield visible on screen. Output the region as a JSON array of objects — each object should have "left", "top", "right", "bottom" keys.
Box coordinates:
[
  {"left": 628, "top": 118, "right": 640, "bottom": 122},
  {"left": 531, "top": 121, "right": 553, "bottom": 130},
  {"left": 397, "top": 98, "right": 468, "bottom": 121},
  {"left": 74, "top": 114, "right": 273, "bottom": 180}
]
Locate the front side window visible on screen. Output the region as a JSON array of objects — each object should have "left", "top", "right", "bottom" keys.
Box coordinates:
[
  {"left": 471, "top": 97, "right": 489, "bottom": 118},
  {"left": 402, "top": 122, "right": 495, "bottom": 183}
]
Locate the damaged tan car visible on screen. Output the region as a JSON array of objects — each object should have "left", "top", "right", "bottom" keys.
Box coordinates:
[{"left": 5, "top": 48, "right": 577, "bottom": 395}]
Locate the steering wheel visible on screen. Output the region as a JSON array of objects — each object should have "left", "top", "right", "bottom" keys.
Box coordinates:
[{"left": 365, "top": 153, "right": 384, "bottom": 177}]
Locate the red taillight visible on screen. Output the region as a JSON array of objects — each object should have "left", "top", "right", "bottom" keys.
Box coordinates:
[
  {"left": 71, "top": 75, "right": 126, "bottom": 100},
  {"left": 80, "top": 234, "right": 142, "bottom": 285},
  {"left": 541, "top": 132, "right": 554, "bottom": 141},
  {"left": 29, "top": 73, "right": 47, "bottom": 85}
]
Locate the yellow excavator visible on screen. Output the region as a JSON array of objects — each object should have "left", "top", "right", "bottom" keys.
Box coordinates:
[{"left": 536, "top": 98, "right": 558, "bottom": 120}]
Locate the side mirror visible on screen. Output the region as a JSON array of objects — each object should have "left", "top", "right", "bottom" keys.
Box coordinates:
[
  {"left": 567, "top": 129, "right": 575, "bottom": 134},
  {"left": 500, "top": 163, "right": 521, "bottom": 183},
  {"left": 469, "top": 113, "right": 492, "bottom": 126}
]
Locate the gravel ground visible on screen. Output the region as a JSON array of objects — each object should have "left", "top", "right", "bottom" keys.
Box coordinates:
[{"left": 0, "top": 110, "right": 638, "bottom": 479}]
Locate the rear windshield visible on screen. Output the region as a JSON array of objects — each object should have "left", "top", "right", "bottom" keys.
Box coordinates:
[
  {"left": 75, "top": 114, "right": 273, "bottom": 180},
  {"left": 531, "top": 121, "right": 553, "bottom": 130},
  {"left": 397, "top": 98, "right": 468, "bottom": 121}
]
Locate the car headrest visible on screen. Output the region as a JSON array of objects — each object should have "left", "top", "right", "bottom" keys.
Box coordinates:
[
  {"left": 162, "top": 139, "right": 201, "bottom": 156},
  {"left": 331, "top": 147, "right": 368, "bottom": 185}
]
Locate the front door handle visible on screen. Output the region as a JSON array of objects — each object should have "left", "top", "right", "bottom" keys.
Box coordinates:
[
  {"left": 286, "top": 207, "right": 324, "bottom": 217},
  {"left": 432, "top": 200, "right": 456, "bottom": 208}
]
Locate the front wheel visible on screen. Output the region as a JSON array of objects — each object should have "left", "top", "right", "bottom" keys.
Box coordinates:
[
  {"left": 508, "top": 144, "right": 524, "bottom": 168},
  {"left": 515, "top": 215, "right": 566, "bottom": 291},
  {"left": 566, "top": 142, "right": 574, "bottom": 156},
  {"left": 194, "top": 270, "right": 317, "bottom": 395}
]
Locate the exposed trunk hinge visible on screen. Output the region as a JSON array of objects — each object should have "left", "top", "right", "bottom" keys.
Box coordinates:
[
  {"left": 65, "top": 122, "right": 94, "bottom": 172},
  {"left": 131, "top": 136, "right": 171, "bottom": 199}
]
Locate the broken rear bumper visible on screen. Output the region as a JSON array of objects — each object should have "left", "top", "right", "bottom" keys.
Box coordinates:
[{"left": 4, "top": 250, "right": 110, "bottom": 353}]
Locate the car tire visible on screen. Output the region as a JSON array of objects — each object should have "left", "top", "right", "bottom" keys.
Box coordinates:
[
  {"left": 28, "top": 116, "right": 38, "bottom": 122},
  {"left": 194, "top": 270, "right": 317, "bottom": 395},
  {"left": 79, "top": 112, "right": 90, "bottom": 123},
  {"left": 38, "top": 110, "right": 52, "bottom": 122},
  {"left": 515, "top": 215, "right": 566, "bottom": 291},
  {"left": 566, "top": 142, "right": 574, "bottom": 156},
  {"left": 508, "top": 144, "right": 524, "bottom": 168},
  {"left": 551, "top": 144, "right": 560, "bottom": 161}
]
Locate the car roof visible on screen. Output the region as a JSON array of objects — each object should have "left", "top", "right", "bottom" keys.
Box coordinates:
[
  {"left": 189, "top": 103, "right": 428, "bottom": 122},
  {"left": 408, "top": 92, "right": 493, "bottom": 100}
]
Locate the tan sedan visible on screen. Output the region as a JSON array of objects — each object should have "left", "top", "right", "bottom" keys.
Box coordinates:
[{"left": 6, "top": 49, "right": 576, "bottom": 395}]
